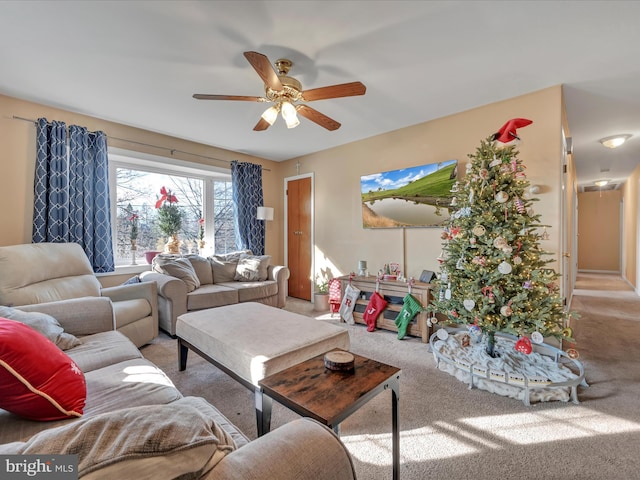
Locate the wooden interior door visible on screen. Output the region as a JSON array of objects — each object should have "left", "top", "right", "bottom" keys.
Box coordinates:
[{"left": 287, "top": 176, "right": 312, "bottom": 300}]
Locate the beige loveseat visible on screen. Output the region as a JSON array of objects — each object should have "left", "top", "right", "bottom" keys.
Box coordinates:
[
  {"left": 0, "top": 297, "right": 356, "bottom": 479},
  {"left": 140, "top": 251, "right": 289, "bottom": 336},
  {"left": 0, "top": 243, "right": 158, "bottom": 347}
]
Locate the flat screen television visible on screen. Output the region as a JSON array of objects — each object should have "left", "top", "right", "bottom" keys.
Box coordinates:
[{"left": 361, "top": 159, "right": 458, "bottom": 228}]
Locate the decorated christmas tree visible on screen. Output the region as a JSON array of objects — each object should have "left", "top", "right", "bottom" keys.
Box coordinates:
[{"left": 428, "top": 119, "right": 574, "bottom": 357}]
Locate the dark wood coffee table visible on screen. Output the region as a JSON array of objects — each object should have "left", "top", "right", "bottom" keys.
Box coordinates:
[{"left": 257, "top": 349, "right": 401, "bottom": 480}]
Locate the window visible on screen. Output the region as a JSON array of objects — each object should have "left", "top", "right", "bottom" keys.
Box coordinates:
[{"left": 109, "top": 153, "right": 236, "bottom": 267}]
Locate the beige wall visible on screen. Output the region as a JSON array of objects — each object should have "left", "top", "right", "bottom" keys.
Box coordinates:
[
  {"left": 0, "top": 94, "right": 285, "bottom": 265},
  {"left": 0, "top": 87, "right": 567, "bottom": 285},
  {"left": 577, "top": 190, "right": 621, "bottom": 272},
  {"left": 278, "top": 86, "right": 565, "bottom": 281},
  {"left": 621, "top": 163, "right": 639, "bottom": 289}
]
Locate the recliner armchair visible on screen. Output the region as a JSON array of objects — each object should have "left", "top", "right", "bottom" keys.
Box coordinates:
[{"left": 0, "top": 242, "right": 158, "bottom": 347}]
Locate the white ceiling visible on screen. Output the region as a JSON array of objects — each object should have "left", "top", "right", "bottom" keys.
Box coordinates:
[{"left": 1, "top": 1, "right": 639, "bottom": 188}]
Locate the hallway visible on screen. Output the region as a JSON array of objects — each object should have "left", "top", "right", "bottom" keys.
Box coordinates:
[{"left": 570, "top": 272, "right": 639, "bottom": 409}]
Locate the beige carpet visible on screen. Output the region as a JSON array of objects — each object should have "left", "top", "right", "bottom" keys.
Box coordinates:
[{"left": 142, "top": 273, "right": 640, "bottom": 479}]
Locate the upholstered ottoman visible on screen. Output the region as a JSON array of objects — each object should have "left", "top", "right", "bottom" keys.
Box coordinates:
[{"left": 176, "top": 302, "right": 350, "bottom": 435}]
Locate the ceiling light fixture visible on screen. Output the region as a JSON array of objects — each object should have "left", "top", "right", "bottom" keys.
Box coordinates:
[
  {"left": 281, "top": 101, "right": 300, "bottom": 129},
  {"left": 594, "top": 180, "right": 609, "bottom": 187},
  {"left": 599, "top": 134, "right": 632, "bottom": 149},
  {"left": 260, "top": 101, "right": 300, "bottom": 129},
  {"left": 260, "top": 104, "right": 280, "bottom": 126}
]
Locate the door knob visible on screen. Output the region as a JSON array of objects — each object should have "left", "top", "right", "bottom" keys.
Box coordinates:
[{"left": 563, "top": 253, "right": 571, "bottom": 258}]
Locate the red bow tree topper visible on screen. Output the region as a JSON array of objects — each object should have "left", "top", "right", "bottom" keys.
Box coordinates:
[{"left": 155, "top": 186, "right": 178, "bottom": 208}]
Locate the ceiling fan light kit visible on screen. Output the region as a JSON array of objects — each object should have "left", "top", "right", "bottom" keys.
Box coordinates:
[
  {"left": 193, "top": 51, "right": 366, "bottom": 132},
  {"left": 599, "top": 134, "right": 632, "bottom": 149},
  {"left": 281, "top": 101, "right": 300, "bottom": 129},
  {"left": 261, "top": 104, "right": 280, "bottom": 126}
]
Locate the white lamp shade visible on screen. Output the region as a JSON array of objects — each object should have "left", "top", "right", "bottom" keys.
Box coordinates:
[
  {"left": 284, "top": 115, "right": 300, "bottom": 129},
  {"left": 281, "top": 101, "right": 297, "bottom": 120},
  {"left": 256, "top": 206, "right": 274, "bottom": 221},
  {"left": 261, "top": 106, "right": 279, "bottom": 125}
]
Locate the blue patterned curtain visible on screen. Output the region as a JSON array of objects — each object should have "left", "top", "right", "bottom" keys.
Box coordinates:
[
  {"left": 32, "top": 118, "right": 114, "bottom": 272},
  {"left": 231, "top": 161, "right": 265, "bottom": 255}
]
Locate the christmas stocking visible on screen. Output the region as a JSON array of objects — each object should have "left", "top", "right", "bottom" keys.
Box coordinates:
[
  {"left": 339, "top": 283, "right": 360, "bottom": 325},
  {"left": 395, "top": 293, "right": 423, "bottom": 340},
  {"left": 363, "top": 291, "right": 388, "bottom": 332}
]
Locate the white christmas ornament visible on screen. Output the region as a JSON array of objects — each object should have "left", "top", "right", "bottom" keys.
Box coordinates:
[
  {"left": 498, "top": 261, "right": 513, "bottom": 274},
  {"left": 472, "top": 225, "right": 486, "bottom": 236},
  {"left": 495, "top": 191, "right": 509, "bottom": 203},
  {"left": 531, "top": 331, "right": 544, "bottom": 344},
  {"left": 436, "top": 329, "right": 449, "bottom": 341},
  {"left": 493, "top": 236, "right": 507, "bottom": 249},
  {"left": 500, "top": 305, "right": 513, "bottom": 316},
  {"left": 463, "top": 299, "right": 475, "bottom": 311}
]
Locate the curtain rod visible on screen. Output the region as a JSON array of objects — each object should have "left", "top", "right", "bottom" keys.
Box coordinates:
[{"left": 11, "top": 115, "right": 270, "bottom": 172}]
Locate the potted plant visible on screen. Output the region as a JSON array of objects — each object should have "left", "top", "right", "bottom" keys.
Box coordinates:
[
  {"left": 314, "top": 277, "right": 330, "bottom": 312},
  {"left": 127, "top": 209, "right": 139, "bottom": 265},
  {"left": 155, "top": 186, "right": 182, "bottom": 254}
]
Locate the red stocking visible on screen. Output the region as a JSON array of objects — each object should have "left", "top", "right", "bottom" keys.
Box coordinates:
[{"left": 363, "top": 291, "right": 388, "bottom": 332}]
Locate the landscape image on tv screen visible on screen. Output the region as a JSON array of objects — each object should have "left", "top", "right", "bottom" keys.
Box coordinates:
[{"left": 361, "top": 159, "right": 458, "bottom": 228}]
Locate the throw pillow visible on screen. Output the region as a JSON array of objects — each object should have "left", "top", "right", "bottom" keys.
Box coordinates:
[
  {"left": 209, "top": 256, "right": 239, "bottom": 283},
  {"left": 0, "top": 305, "right": 81, "bottom": 351},
  {"left": 0, "top": 318, "right": 86, "bottom": 421},
  {"left": 0, "top": 396, "right": 236, "bottom": 479},
  {"left": 152, "top": 255, "right": 201, "bottom": 293},
  {"left": 185, "top": 254, "right": 213, "bottom": 285},
  {"left": 234, "top": 254, "right": 271, "bottom": 282}
]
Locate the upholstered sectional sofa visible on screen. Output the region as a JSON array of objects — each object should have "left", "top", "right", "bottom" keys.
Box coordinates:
[
  {"left": 0, "top": 243, "right": 158, "bottom": 348},
  {"left": 0, "top": 297, "right": 356, "bottom": 479},
  {"left": 140, "top": 251, "right": 289, "bottom": 336}
]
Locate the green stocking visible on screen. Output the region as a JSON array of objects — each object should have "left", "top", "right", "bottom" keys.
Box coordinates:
[{"left": 395, "top": 294, "right": 423, "bottom": 340}]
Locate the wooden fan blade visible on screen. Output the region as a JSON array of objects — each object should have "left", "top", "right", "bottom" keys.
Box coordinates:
[
  {"left": 193, "top": 94, "right": 264, "bottom": 101},
  {"left": 302, "top": 81, "right": 366, "bottom": 102},
  {"left": 296, "top": 105, "right": 341, "bottom": 131},
  {"left": 244, "top": 51, "right": 283, "bottom": 91},
  {"left": 253, "top": 117, "right": 271, "bottom": 131}
]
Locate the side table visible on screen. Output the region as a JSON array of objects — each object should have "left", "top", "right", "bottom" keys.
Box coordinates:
[{"left": 257, "top": 349, "right": 401, "bottom": 480}]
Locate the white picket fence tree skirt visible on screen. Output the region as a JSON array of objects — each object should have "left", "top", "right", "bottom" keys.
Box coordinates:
[{"left": 430, "top": 330, "right": 587, "bottom": 405}]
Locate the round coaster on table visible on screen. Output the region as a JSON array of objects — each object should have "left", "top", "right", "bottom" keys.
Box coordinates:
[{"left": 324, "top": 351, "right": 355, "bottom": 371}]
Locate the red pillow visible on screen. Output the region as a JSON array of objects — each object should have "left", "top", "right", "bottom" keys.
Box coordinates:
[{"left": 0, "top": 318, "right": 86, "bottom": 421}]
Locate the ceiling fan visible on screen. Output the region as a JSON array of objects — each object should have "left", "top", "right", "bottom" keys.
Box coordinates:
[{"left": 193, "top": 51, "right": 366, "bottom": 131}]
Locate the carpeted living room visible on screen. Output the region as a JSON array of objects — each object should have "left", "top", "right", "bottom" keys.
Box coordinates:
[
  {"left": 1, "top": 2, "right": 640, "bottom": 480},
  {"left": 141, "top": 273, "right": 640, "bottom": 480}
]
